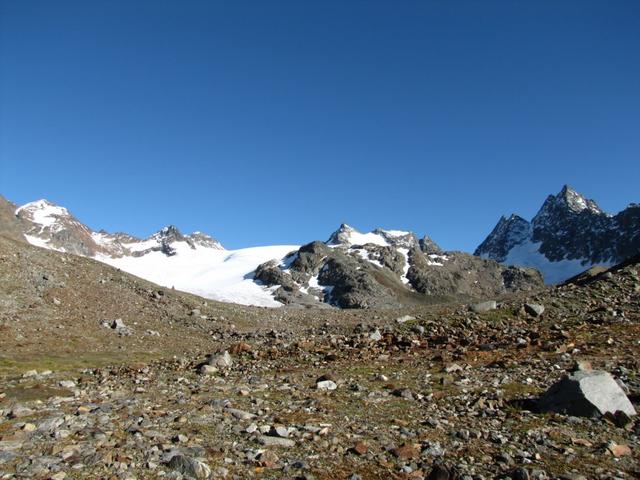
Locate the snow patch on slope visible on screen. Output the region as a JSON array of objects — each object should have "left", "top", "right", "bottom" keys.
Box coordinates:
[
  {"left": 342, "top": 230, "right": 390, "bottom": 247},
  {"left": 98, "top": 243, "right": 299, "bottom": 307},
  {"left": 24, "top": 234, "right": 60, "bottom": 250},
  {"left": 498, "top": 240, "right": 614, "bottom": 284},
  {"left": 398, "top": 248, "right": 410, "bottom": 284}
]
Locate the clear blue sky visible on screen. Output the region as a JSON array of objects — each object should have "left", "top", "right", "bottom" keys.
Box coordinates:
[{"left": 1, "top": 1, "right": 638, "bottom": 251}]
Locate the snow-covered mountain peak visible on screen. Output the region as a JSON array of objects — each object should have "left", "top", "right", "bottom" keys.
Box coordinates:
[
  {"left": 327, "top": 224, "right": 418, "bottom": 248},
  {"left": 187, "top": 231, "right": 224, "bottom": 250},
  {"left": 533, "top": 186, "right": 603, "bottom": 226},
  {"left": 558, "top": 185, "right": 603, "bottom": 213},
  {"left": 151, "top": 225, "right": 186, "bottom": 243},
  {"left": 148, "top": 225, "right": 224, "bottom": 251},
  {"left": 15, "top": 199, "right": 73, "bottom": 232},
  {"left": 326, "top": 223, "right": 356, "bottom": 245},
  {"left": 15, "top": 198, "right": 98, "bottom": 255}
]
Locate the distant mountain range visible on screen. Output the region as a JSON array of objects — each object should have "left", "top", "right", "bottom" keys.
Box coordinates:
[
  {"left": 1, "top": 185, "right": 637, "bottom": 307},
  {"left": 475, "top": 185, "right": 640, "bottom": 283}
]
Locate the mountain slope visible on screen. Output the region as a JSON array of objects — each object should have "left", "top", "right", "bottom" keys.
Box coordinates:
[
  {"left": 476, "top": 185, "right": 640, "bottom": 283},
  {"left": 3, "top": 197, "right": 546, "bottom": 308},
  {"left": 9, "top": 199, "right": 298, "bottom": 307},
  {"left": 0, "top": 234, "right": 248, "bottom": 362},
  {"left": 0, "top": 195, "right": 25, "bottom": 243}
]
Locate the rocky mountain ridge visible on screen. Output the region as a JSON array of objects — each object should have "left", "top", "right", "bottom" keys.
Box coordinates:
[
  {"left": 255, "top": 224, "right": 542, "bottom": 308},
  {"left": 14, "top": 199, "right": 224, "bottom": 259},
  {"left": 476, "top": 185, "right": 640, "bottom": 284}
]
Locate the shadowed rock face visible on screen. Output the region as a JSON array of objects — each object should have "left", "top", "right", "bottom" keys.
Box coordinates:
[
  {"left": 476, "top": 186, "right": 640, "bottom": 282},
  {"left": 407, "top": 250, "right": 542, "bottom": 298},
  {"left": 419, "top": 235, "right": 443, "bottom": 255},
  {"left": 475, "top": 214, "right": 531, "bottom": 262}
]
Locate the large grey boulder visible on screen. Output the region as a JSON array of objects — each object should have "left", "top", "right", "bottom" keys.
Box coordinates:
[{"left": 538, "top": 370, "right": 637, "bottom": 417}]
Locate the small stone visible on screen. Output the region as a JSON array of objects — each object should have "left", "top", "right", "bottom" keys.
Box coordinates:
[
  {"left": 59, "top": 380, "right": 76, "bottom": 389},
  {"left": 173, "top": 433, "right": 188, "bottom": 443},
  {"left": 524, "top": 303, "right": 544, "bottom": 317},
  {"left": 208, "top": 351, "right": 233, "bottom": 369},
  {"left": 246, "top": 423, "right": 258, "bottom": 434},
  {"left": 257, "top": 450, "right": 279, "bottom": 468},
  {"left": 316, "top": 380, "right": 337, "bottom": 391},
  {"left": 470, "top": 301, "right": 497, "bottom": 313},
  {"left": 427, "top": 463, "right": 453, "bottom": 480},
  {"left": 229, "top": 342, "right": 252, "bottom": 354},
  {"left": 352, "top": 441, "right": 368, "bottom": 455},
  {"left": 226, "top": 408, "right": 256, "bottom": 420},
  {"left": 602, "top": 410, "right": 633, "bottom": 428},
  {"left": 391, "top": 443, "right": 419, "bottom": 460},
  {"left": 606, "top": 441, "right": 632, "bottom": 457},
  {"left": 511, "top": 468, "right": 530, "bottom": 480},
  {"left": 199, "top": 365, "right": 218, "bottom": 375},
  {"left": 112, "top": 318, "right": 126, "bottom": 329},
  {"left": 392, "top": 388, "right": 414, "bottom": 400},
  {"left": 166, "top": 454, "right": 211, "bottom": 479},
  {"left": 530, "top": 470, "right": 548, "bottom": 480},
  {"left": 369, "top": 329, "right": 382, "bottom": 341},
  {"left": 396, "top": 315, "right": 415, "bottom": 323},
  {"left": 571, "top": 360, "right": 592, "bottom": 372},
  {"left": 272, "top": 426, "right": 290, "bottom": 438},
  {"left": 8, "top": 406, "right": 33, "bottom": 419},
  {"left": 258, "top": 435, "right": 295, "bottom": 448},
  {"left": 444, "top": 363, "right": 463, "bottom": 373},
  {"left": 21, "top": 423, "right": 36, "bottom": 432}
]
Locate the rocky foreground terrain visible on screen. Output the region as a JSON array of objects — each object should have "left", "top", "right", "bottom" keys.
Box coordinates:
[{"left": 0, "top": 235, "right": 639, "bottom": 479}]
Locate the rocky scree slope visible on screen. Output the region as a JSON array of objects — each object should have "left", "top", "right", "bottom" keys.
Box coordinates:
[
  {"left": 0, "top": 196, "right": 25, "bottom": 244},
  {"left": 0, "top": 234, "right": 289, "bottom": 365},
  {"left": 255, "top": 224, "right": 543, "bottom": 309},
  {"left": 476, "top": 185, "right": 640, "bottom": 284}
]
